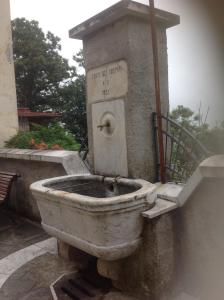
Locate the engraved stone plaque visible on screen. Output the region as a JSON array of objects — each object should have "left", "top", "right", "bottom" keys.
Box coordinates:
[{"left": 87, "top": 60, "right": 128, "bottom": 103}]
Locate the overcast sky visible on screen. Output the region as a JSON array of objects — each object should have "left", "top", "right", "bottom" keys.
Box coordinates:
[{"left": 10, "top": 0, "right": 224, "bottom": 124}]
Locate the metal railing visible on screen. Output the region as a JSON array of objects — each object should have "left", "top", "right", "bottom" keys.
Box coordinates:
[{"left": 153, "top": 113, "right": 210, "bottom": 183}]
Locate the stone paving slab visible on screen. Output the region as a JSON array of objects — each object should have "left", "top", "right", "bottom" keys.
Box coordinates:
[
  {"left": 0, "top": 238, "right": 57, "bottom": 289},
  {"left": 0, "top": 251, "right": 137, "bottom": 300},
  {"left": 0, "top": 253, "right": 77, "bottom": 300},
  {"left": 0, "top": 209, "right": 49, "bottom": 260}
]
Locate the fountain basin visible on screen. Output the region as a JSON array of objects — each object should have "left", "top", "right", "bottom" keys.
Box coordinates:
[{"left": 31, "top": 175, "right": 156, "bottom": 260}]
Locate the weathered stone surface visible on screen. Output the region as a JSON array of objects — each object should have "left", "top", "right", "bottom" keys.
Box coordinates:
[
  {"left": 142, "top": 198, "right": 177, "bottom": 219},
  {"left": 0, "top": 253, "right": 77, "bottom": 300},
  {"left": 69, "top": 1, "right": 180, "bottom": 39},
  {"left": 59, "top": 2, "right": 181, "bottom": 299},
  {"left": 0, "top": 210, "right": 48, "bottom": 260},
  {"left": 92, "top": 99, "right": 128, "bottom": 177},
  {"left": 0, "top": 158, "right": 66, "bottom": 221},
  {"left": 0, "top": 0, "right": 18, "bottom": 147},
  {"left": 0, "top": 150, "right": 89, "bottom": 220},
  {"left": 173, "top": 177, "right": 224, "bottom": 300},
  {"left": 31, "top": 175, "right": 156, "bottom": 260},
  {"left": 0, "top": 149, "right": 89, "bottom": 175},
  {"left": 97, "top": 259, "right": 121, "bottom": 281},
  {"left": 57, "top": 240, "right": 93, "bottom": 270},
  {"left": 200, "top": 154, "right": 224, "bottom": 178},
  {"left": 70, "top": 1, "right": 179, "bottom": 181},
  {"left": 96, "top": 213, "right": 175, "bottom": 300},
  {"left": 87, "top": 60, "right": 128, "bottom": 103}
]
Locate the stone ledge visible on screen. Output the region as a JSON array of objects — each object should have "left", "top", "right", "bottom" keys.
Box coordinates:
[
  {"left": 148, "top": 155, "right": 224, "bottom": 210},
  {"left": 0, "top": 148, "right": 90, "bottom": 175},
  {"left": 69, "top": 0, "right": 180, "bottom": 40},
  {"left": 200, "top": 155, "right": 224, "bottom": 178},
  {"left": 142, "top": 198, "right": 177, "bottom": 219},
  {"left": 156, "top": 183, "right": 183, "bottom": 202}
]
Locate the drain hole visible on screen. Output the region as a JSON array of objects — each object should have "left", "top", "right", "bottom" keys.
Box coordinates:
[
  {"left": 80, "top": 275, "right": 100, "bottom": 289},
  {"left": 68, "top": 279, "right": 95, "bottom": 297},
  {"left": 53, "top": 267, "right": 112, "bottom": 299},
  {"left": 61, "top": 286, "right": 80, "bottom": 300}
]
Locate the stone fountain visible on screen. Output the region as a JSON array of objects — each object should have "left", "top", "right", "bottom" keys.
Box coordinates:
[{"left": 31, "top": 1, "right": 180, "bottom": 299}]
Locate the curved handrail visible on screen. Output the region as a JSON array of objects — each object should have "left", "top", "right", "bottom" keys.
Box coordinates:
[
  {"left": 153, "top": 112, "right": 210, "bottom": 183},
  {"left": 161, "top": 114, "right": 210, "bottom": 156}
]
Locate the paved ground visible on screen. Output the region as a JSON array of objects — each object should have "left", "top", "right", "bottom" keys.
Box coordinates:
[
  {"left": 0, "top": 209, "right": 78, "bottom": 300},
  {"left": 0, "top": 209, "right": 136, "bottom": 300},
  {"left": 0, "top": 209, "right": 49, "bottom": 259},
  {"left": 0, "top": 253, "right": 77, "bottom": 300}
]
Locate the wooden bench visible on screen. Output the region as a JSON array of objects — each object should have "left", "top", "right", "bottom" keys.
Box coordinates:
[{"left": 0, "top": 172, "right": 19, "bottom": 203}]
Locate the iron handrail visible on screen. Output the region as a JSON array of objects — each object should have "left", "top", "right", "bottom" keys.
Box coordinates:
[
  {"left": 153, "top": 112, "right": 210, "bottom": 183},
  {"left": 160, "top": 114, "right": 210, "bottom": 156}
]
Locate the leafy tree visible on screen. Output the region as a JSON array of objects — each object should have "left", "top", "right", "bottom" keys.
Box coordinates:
[
  {"left": 58, "top": 75, "right": 87, "bottom": 144},
  {"left": 170, "top": 105, "right": 224, "bottom": 154},
  {"left": 12, "top": 18, "right": 76, "bottom": 110},
  {"left": 73, "top": 49, "right": 85, "bottom": 69},
  {"left": 170, "top": 105, "right": 207, "bottom": 133},
  {"left": 199, "top": 122, "right": 224, "bottom": 154},
  {"left": 12, "top": 18, "right": 87, "bottom": 143},
  {"left": 49, "top": 50, "right": 87, "bottom": 144},
  {"left": 164, "top": 105, "right": 224, "bottom": 182}
]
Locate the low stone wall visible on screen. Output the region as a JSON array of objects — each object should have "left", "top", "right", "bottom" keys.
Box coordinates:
[
  {"left": 0, "top": 149, "right": 89, "bottom": 221},
  {"left": 173, "top": 156, "right": 224, "bottom": 299}
]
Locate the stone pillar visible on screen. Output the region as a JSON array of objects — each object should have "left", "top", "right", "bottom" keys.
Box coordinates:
[
  {"left": 70, "top": 0, "right": 179, "bottom": 182},
  {"left": 57, "top": 240, "right": 95, "bottom": 270},
  {"left": 0, "top": 0, "right": 18, "bottom": 147},
  {"left": 97, "top": 213, "right": 176, "bottom": 300}
]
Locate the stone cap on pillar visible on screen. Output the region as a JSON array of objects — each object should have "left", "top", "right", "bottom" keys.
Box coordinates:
[{"left": 69, "top": 0, "right": 180, "bottom": 40}]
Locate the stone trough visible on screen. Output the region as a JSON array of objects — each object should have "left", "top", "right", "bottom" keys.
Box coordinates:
[{"left": 31, "top": 175, "right": 156, "bottom": 261}]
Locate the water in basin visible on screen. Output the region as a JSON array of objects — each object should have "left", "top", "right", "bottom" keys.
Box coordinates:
[{"left": 44, "top": 177, "right": 141, "bottom": 198}]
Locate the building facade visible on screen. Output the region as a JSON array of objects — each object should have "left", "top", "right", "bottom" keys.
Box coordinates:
[{"left": 0, "top": 0, "right": 18, "bottom": 147}]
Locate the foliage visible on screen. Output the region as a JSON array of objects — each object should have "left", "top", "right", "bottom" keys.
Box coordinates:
[
  {"left": 163, "top": 105, "right": 224, "bottom": 182},
  {"left": 65, "top": 50, "right": 87, "bottom": 144},
  {"left": 12, "top": 18, "right": 87, "bottom": 143},
  {"left": 73, "top": 49, "right": 85, "bottom": 69},
  {"left": 198, "top": 122, "right": 224, "bottom": 154},
  {"left": 170, "top": 105, "right": 208, "bottom": 134},
  {"left": 170, "top": 105, "right": 224, "bottom": 154},
  {"left": 58, "top": 75, "right": 87, "bottom": 144},
  {"left": 5, "top": 123, "right": 80, "bottom": 151},
  {"left": 12, "top": 18, "right": 76, "bottom": 110}
]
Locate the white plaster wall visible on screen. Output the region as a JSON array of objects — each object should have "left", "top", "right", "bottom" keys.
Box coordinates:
[{"left": 0, "top": 0, "right": 18, "bottom": 147}]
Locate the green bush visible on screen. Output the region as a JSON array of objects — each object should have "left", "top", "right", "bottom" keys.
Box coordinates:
[{"left": 5, "top": 123, "right": 80, "bottom": 151}]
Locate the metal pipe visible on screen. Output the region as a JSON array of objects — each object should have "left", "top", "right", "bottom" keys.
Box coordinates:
[{"left": 149, "top": 0, "right": 166, "bottom": 183}]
